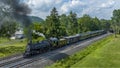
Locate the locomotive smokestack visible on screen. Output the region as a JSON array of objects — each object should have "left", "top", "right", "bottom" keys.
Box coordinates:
[{"left": 0, "top": 0, "right": 32, "bottom": 43}]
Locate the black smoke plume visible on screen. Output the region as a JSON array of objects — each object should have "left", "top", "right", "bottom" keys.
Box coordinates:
[{"left": 0, "top": 0, "right": 32, "bottom": 42}]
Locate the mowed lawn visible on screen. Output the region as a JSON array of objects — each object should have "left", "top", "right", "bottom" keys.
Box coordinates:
[
  {"left": 71, "top": 35, "right": 120, "bottom": 68},
  {"left": 0, "top": 40, "right": 27, "bottom": 58},
  {"left": 48, "top": 34, "right": 120, "bottom": 68},
  {"left": 0, "top": 37, "right": 11, "bottom": 44}
]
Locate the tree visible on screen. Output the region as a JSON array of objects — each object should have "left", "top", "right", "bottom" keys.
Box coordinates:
[
  {"left": 78, "top": 14, "right": 93, "bottom": 32},
  {"left": 100, "top": 19, "right": 111, "bottom": 31},
  {"left": 0, "top": 20, "right": 18, "bottom": 38},
  {"left": 0, "top": 2, "right": 18, "bottom": 39},
  {"left": 111, "top": 9, "right": 120, "bottom": 37},
  {"left": 45, "top": 7, "right": 61, "bottom": 39},
  {"left": 92, "top": 17, "right": 101, "bottom": 30},
  {"left": 29, "top": 22, "right": 45, "bottom": 43},
  {"left": 59, "top": 14, "right": 68, "bottom": 36},
  {"left": 68, "top": 11, "right": 78, "bottom": 35},
  {"left": 33, "top": 23, "right": 43, "bottom": 33}
]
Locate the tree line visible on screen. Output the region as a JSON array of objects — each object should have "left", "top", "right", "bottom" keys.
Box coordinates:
[
  {"left": 33, "top": 7, "right": 111, "bottom": 39},
  {"left": 0, "top": 7, "right": 120, "bottom": 40}
]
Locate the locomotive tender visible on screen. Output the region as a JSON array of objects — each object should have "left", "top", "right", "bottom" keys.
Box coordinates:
[{"left": 23, "top": 30, "right": 106, "bottom": 57}]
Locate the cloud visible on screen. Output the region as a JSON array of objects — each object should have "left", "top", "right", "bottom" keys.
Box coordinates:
[
  {"left": 60, "top": 0, "right": 86, "bottom": 14},
  {"left": 26, "top": 0, "right": 64, "bottom": 19},
  {"left": 100, "top": 0, "right": 115, "bottom": 9},
  {"left": 80, "top": 0, "right": 116, "bottom": 19},
  {"left": 25, "top": 0, "right": 120, "bottom": 19},
  {"left": 28, "top": 0, "right": 54, "bottom": 12}
]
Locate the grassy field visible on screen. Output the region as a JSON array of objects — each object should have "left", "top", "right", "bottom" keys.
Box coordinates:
[
  {"left": 47, "top": 34, "right": 119, "bottom": 68},
  {"left": 0, "top": 40, "right": 27, "bottom": 58},
  {"left": 0, "top": 37, "right": 11, "bottom": 44},
  {"left": 0, "top": 37, "right": 44, "bottom": 58},
  {"left": 71, "top": 35, "right": 120, "bottom": 68}
]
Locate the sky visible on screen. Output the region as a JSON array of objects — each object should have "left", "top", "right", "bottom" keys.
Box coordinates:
[{"left": 24, "top": 0, "right": 120, "bottom": 20}]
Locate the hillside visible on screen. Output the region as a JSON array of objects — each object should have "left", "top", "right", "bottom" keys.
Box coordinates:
[{"left": 29, "top": 16, "right": 44, "bottom": 23}]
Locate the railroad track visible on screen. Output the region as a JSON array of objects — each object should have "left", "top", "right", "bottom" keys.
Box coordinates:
[
  {"left": 0, "top": 34, "right": 111, "bottom": 68},
  {"left": 0, "top": 53, "right": 39, "bottom": 68},
  {"left": 0, "top": 57, "right": 23, "bottom": 67},
  {"left": 0, "top": 54, "right": 23, "bottom": 67},
  {"left": 9, "top": 57, "right": 42, "bottom": 68},
  {"left": 0, "top": 50, "right": 52, "bottom": 68},
  {"left": 0, "top": 45, "right": 68, "bottom": 68},
  {"left": 0, "top": 53, "right": 22, "bottom": 61}
]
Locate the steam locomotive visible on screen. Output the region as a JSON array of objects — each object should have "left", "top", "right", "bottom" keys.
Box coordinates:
[{"left": 23, "top": 30, "right": 106, "bottom": 57}]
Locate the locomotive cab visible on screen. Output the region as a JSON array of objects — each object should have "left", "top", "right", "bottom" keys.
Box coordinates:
[{"left": 49, "top": 37, "right": 59, "bottom": 48}]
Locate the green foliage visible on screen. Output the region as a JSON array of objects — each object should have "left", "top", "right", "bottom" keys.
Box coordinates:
[
  {"left": 100, "top": 19, "right": 111, "bottom": 31},
  {"left": 0, "top": 2, "right": 18, "bottom": 38},
  {"left": 0, "top": 20, "right": 18, "bottom": 38},
  {"left": 47, "top": 35, "right": 113, "bottom": 68},
  {"left": 92, "top": 17, "right": 101, "bottom": 30},
  {"left": 32, "top": 22, "right": 46, "bottom": 43},
  {"left": 44, "top": 7, "right": 62, "bottom": 38},
  {"left": 0, "top": 6, "right": 113, "bottom": 40},
  {"left": 67, "top": 11, "right": 79, "bottom": 35},
  {"left": 111, "top": 9, "right": 120, "bottom": 37},
  {"left": 33, "top": 23, "right": 44, "bottom": 33},
  {"left": 23, "top": 22, "right": 46, "bottom": 43},
  {"left": 78, "top": 15, "right": 93, "bottom": 32},
  {"left": 59, "top": 14, "right": 68, "bottom": 36},
  {"left": 23, "top": 7, "right": 112, "bottom": 39},
  {"left": 32, "top": 37, "right": 45, "bottom": 44},
  {"left": 77, "top": 15, "right": 109, "bottom": 33}
]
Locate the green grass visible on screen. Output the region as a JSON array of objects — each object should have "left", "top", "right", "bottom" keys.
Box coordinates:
[
  {"left": 0, "top": 37, "right": 45, "bottom": 58},
  {"left": 71, "top": 35, "right": 120, "bottom": 68},
  {"left": 47, "top": 35, "right": 114, "bottom": 68},
  {"left": 0, "top": 37, "right": 11, "bottom": 44},
  {"left": 0, "top": 40, "right": 27, "bottom": 58}
]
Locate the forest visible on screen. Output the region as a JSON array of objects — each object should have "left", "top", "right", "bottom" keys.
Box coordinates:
[{"left": 0, "top": 7, "right": 120, "bottom": 41}]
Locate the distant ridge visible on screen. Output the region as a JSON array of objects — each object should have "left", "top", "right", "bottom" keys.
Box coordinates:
[{"left": 29, "top": 16, "right": 44, "bottom": 23}]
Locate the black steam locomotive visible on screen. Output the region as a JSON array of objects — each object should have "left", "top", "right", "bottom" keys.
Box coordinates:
[{"left": 23, "top": 30, "right": 106, "bottom": 57}]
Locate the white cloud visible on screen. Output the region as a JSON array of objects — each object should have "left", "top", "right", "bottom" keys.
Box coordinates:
[
  {"left": 100, "top": 0, "right": 115, "bottom": 8},
  {"left": 25, "top": 0, "right": 120, "bottom": 19},
  {"left": 60, "top": 0, "right": 86, "bottom": 14},
  {"left": 80, "top": 0, "right": 117, "bottom": 19},
  {"left": 28, "top": 0, "right": 53, "bottom": 12},
  {"left": 27, "top": 0, "right": 64, "bottom": 19}
]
